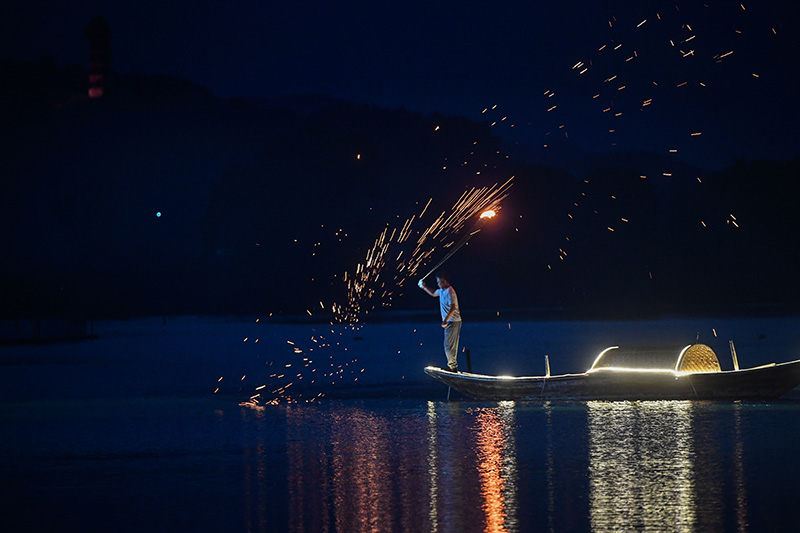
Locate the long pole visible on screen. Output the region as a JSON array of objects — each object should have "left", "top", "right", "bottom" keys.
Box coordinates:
[{"left": 421, "top": 212, "right": 494, "bottom": 281}]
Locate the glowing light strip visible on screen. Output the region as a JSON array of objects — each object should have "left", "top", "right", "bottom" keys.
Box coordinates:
[
  {"left": 589, "top": 346, "right": 619, "bottom": 370},
  {"left": 587, "top": 366, "right": 680, "bottom": 375},
  {"left": 732, "top": 363, "right": 776, "bottom": 371},
  {"left": 426, "top": 360, "right": 794, "bottom": 384},
  {"left": 674, "top": 345, "right": 692, "bottom": 372},
  {"left": 424, "top": 366, "right": 588, "bottom": 380}
]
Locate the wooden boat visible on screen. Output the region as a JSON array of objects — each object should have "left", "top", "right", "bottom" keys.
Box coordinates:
[{"left": 424, "top": 344, "right": 800, "bottom": 401}]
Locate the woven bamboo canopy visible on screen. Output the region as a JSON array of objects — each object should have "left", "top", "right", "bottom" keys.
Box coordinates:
[{"left": 590, "top": 344, "right": 722, "bottom": 373}]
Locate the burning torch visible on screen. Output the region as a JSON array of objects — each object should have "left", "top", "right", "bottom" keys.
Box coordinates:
[{"left": 418, "top": 209, "right": 497, "bottom": 285}]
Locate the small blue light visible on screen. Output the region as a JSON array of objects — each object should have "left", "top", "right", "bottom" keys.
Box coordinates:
[{"left": 156, "top": 211, "right": 162, "bottom": 218}]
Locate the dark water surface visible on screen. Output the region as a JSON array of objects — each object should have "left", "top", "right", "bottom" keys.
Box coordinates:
[
  {"left": 3, "top": 317, "right": 800, "bottom": 531},
  {"left": 3, "top": 395, "right": 799, "bottom": 532}
]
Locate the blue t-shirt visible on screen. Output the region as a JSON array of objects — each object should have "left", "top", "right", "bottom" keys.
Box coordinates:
[{"left": 435, "top": 286, "right": 461, "bottom": 322}]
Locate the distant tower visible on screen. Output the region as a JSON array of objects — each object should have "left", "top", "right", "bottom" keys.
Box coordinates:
[{"left": 84, "top": 16, "right": 111, "bottom": 98}]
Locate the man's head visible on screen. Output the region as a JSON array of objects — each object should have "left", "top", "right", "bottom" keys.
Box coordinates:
[{"left": 436, "top": 272, "right": 451, "bottom": 289}]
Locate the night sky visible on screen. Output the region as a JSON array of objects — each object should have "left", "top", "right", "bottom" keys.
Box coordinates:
[{"left": 4, "top": 0, "right": 798, "bottom": 169}]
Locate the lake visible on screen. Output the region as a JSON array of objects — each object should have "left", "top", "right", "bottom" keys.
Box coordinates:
[{"left": 2, "top": 315, "right": 799, "bottom": 531}]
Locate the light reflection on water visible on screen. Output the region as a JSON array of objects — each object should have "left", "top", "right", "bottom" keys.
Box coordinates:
[
  {"left": 256, "top": 400, "right": 764, "bottom": 532},
  {"left": 586, "top": 400, "right": 755, "bottom": 532},
  {"left": 588, "top": 401, "right": 697, "bottom": 531},
  {"left": 471, "top": 401, "right": 518, "bottom": 533},
  {"left": 427, "top": 401, "right": 440, "bottom": 531},
  {"left": 278, "top": 401, "right": 523, "bottom": 532},
  {"left": 732, "top": 403, "right": 748, "bottom": 533},
  {"left": 6, "top": 396, "right": 795, "bottom": 531}
]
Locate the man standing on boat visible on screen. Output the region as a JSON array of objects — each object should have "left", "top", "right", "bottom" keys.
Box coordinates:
[{"left": 418, "top": 272, "right": 462, "bottom": 372}]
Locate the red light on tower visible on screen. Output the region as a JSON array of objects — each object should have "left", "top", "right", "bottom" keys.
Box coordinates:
[{"left": 84, "top": 16, "right": 111, "bottom": 98}]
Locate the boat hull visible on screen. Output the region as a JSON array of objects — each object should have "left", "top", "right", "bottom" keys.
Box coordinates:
[{"left": 424, "top": 359, "right": 800, "bottom": 401}]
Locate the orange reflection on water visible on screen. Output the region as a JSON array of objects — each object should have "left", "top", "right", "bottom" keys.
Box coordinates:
[
  {"left": 248, "top": 401, "right": 525, "bottom": 532},
  {"left": 323, "top": 409, "right": 395, "bottom": 532},
  {"left": 284, "top": 405, "right": 434, "bottom": 532},
  {"left": 473, "top": 402, "right": 518, "bottom": 533},
  {"left": 475, "top": 410, "right": 506, "bottom": 532}
]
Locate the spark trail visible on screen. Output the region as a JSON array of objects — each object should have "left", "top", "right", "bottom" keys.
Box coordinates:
[{"left": 331, "top": 178, "right": 514, "bottom": 324}]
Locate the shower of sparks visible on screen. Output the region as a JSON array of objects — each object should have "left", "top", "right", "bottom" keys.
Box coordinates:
[
  {"left": 222, "top": 319, "right": 367, "bottom": 406},
  {"left": 331, "top": 178, "right": 513, "bottom": 325},
  {"left": 225, "top": 179, "right": 512, "bottom": 406},
  {"left": 477, "top": 0, "right": 777, "bottom": 269},
  {"left": 485, "top": 2, "right": 778, "bottom": 152}
]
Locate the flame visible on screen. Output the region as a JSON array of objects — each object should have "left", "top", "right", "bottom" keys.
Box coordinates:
[{"left": 480, "top": 210, "right": 496, "bottom": 219}]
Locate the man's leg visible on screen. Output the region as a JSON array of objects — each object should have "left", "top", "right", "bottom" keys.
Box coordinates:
[{"left": 443, "top": 321, "right": 462, "bottom": 371}]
